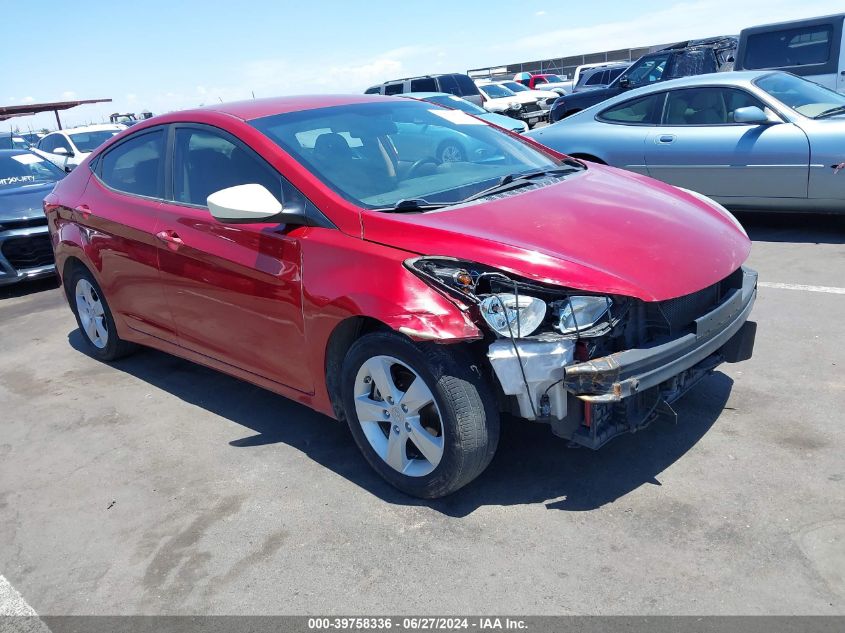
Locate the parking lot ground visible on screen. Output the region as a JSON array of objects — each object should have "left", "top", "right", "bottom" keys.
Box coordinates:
[{"left": 1, "top": 213, "right": 844, "bottom": 616}]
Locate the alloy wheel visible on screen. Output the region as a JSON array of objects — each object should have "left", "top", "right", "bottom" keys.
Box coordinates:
[
  {"left": 353, "top": 355, "right": 444, "bottom": 477},
  {"left": 75, "top": 278, "right": 108, "bottom": 349}
]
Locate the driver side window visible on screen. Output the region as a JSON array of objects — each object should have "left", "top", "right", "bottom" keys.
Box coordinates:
[
  {"left": 623, "top": 54, "right": 671, "bottom": 86},
  {"left": 172, "top": 127, "right": 285, "bottom": 208}
]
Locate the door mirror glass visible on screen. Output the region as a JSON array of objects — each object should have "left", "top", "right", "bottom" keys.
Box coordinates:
[
  {"left": 207, "top": 183, "right": 287, "bottom": 223},
  {"left": 733, "top": 106, "right": 773, "bottom": 124},
  {"left": 618, "top": 77, "right": 631, "bottom": 89}
]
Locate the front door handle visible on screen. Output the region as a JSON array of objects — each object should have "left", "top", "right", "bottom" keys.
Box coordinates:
[
  {"left": 657, "top": 134, "right": 676, "bottom": 144},
  {"left": 156, "top": 229, "right": 184, "bottom": 250}
]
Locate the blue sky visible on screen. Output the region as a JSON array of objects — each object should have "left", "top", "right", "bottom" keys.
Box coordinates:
[{"left": 3, "top": 0, "right": 843, "bottom": 131}]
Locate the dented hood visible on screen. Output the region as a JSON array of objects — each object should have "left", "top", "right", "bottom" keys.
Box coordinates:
[{"left": 361, "top": 164, "right": 751, "bottom": 302}]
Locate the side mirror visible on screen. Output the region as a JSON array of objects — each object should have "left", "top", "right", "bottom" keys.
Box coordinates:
[
  {"left": 207, "top": 183, "right": 304, "bottom": 225},
  {"left": 53, "top": 147, "right": 71, "bottom": 156},
  {"left": 733, "top": 106, "right": 777, "bottom": 125},
  {"left": 618, "top": 77, "right": 631, "bottom": 89}
]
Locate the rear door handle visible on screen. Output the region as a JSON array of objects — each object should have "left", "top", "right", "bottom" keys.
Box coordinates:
[
  {"left": 657, "top": 134, "right": 676, "bottom": 144},
  {"left": 156, "top": 229, "right": 184, "bottom": 250}
]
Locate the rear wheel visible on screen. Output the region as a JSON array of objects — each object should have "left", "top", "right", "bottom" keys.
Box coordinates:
[
  {"left": 67, "top": 266, "right": 136, "bottom": 361},
  {"left": 341, "top": 332, "right": 499, "bottom": 498}
]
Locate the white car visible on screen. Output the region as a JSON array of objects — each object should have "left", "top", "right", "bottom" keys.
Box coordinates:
[
  {"left": 476, "top": 82, "right": 548, "bottom": 128},
  {"left": 494, "top": 80, "right": 559, "bottom": 110},
  {"left": 33, "top": 124, "right": 125, "bottom": 171},
  {"left": 473, "top": 82, "right": 521, "bottom": 115}
]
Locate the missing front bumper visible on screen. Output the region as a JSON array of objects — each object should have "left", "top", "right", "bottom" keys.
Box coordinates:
[{"left": 486, "top": 268, "right": 758, "bottom": 445}]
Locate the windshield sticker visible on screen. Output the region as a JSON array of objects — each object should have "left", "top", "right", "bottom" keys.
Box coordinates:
[
  {"left": 429, "top": 109, "right": 484, "bottom": 125},
  {"left": 0, "top": 175, "right": 37, "bottom": 186},
  {"left": 10, "top": 153, "right": 43, "bottom": 165}
]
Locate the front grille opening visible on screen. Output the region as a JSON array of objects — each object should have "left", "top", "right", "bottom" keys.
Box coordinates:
[
  {"left": 644, "top": 270, "right": 742, "bottom": 339},
  {"left": 1, "top": 235, "right": 54, "bottom": 271}
]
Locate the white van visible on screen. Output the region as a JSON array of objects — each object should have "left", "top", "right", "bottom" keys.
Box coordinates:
[{"left": 735, "top": 13, "right": 845, "bottom": 94}]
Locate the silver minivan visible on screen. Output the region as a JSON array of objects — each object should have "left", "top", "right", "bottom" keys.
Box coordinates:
[
  {"left": 735, "top": 13, "right": 845, "bottom": 94},
  {"left": 365, "top": 74, "right": 484, "bottom": 106}
]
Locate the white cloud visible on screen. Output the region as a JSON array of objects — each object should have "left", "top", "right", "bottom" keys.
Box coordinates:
[
  {"left": 60, "top": 91, "right": 77, "bottom": 100},
  {"left": 20, "top": 96, "right": 35, "bottom": 104},
  {"left": 535, "top": 10, "right": 546, "bottom": 16}
]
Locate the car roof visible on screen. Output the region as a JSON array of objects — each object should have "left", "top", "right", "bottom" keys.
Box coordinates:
[
  {"left": 191, "top": 94, "right": 404, "bottom": 121},
  {"left": 400, "top": 92, "right": 458, "bottom": 99},
  {"left": 0, "top": 149, "right": 34, "bottom": 156},
  {"left": 573, "top": 70, "right": 777, "bottom": 115},
  {"left": 57, "top": 124, "right": 125, "bottom": 134}
]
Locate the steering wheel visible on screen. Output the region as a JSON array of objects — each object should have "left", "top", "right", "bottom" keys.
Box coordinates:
[{"left": 406, "top": 157, "right": 439, "bottom": 178}]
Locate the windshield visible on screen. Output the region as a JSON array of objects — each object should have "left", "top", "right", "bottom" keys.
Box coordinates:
[
  {"left": 0, "top": 153, "right": 64, "bottom": 189},
  {"left": 425, "top": 95, "right": 486, "bottom": 115},
  {"left": 480, "top": 84, "right": 515, "bottom": 99},
  {"left": 69, "top": 130, "right": 121, "bottom": 153},
  {"left": 251, "top": 101, "right": 566, "bottom": 210},
  {"left": 501, "top": 82, "right": 529, "bottom": 92},
  {"left": 539, "top": 74, "right": 563, "bottom": 83},
  {"left": 755, "top": 72, "right": 845, "bottom": 118}
]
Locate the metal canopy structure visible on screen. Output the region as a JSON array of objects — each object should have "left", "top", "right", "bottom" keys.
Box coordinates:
[{"left": 0, "top": 98, "right": 112, "bottom": 130}]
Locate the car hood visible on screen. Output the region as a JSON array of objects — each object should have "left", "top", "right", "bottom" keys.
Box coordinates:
[
  {"left": 361, "top": 165, "right": 750, "bottom": 302},
  {"left": 0, "top": 182, "right": 56, "bottom": 221},
  {"left": 477, "top": 113, "right": 525, "bottom": 131}
]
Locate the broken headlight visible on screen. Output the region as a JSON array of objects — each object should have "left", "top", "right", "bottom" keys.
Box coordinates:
[
  {"left": 553, "top": 296, "right": 612, "bottom": 334},
  {"left": 479, "top": 294, "right": 546, "bottom": 338}
]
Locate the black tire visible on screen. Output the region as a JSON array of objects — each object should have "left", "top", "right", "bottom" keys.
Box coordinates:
[
  {"left": 341, "top": 331, "right": 499, "bottom": 498},
  {"left": 66, "top": 266, "right": 137, "bottom": 362},
  {"left": 437, "top": 141, "right": 466, "bottom": 164}
]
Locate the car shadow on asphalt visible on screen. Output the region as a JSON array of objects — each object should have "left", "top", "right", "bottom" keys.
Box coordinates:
[
  {"left": 0, "top": 275, "right": 59, "bottom": 300},
  {"left": 69, "top": 330, "right": 733, "bottom": 518},
  {"left": 737, "top": 211, "right": 845, "bottom": 244}
]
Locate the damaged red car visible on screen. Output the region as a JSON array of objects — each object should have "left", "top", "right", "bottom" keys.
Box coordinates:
[{"left": 45, "top": 95, "right": 757, "bottom": 498}]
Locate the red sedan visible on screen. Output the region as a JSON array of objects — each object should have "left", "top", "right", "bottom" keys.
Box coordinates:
[{"left": 44, "top": 95, "right": 757, "bottom": 498}]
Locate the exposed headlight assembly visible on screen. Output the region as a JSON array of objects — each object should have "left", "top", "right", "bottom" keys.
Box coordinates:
[
  {"left": 479, "top": 294, "right": 546, "bottom": 338},
  {"left": 553, "top": 296, "right": 612, "bottom": 334}
]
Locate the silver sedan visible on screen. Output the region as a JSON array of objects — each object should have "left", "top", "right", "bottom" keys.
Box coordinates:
[{"left": 526, "top": 71, "right": 845, "bottom": 212}]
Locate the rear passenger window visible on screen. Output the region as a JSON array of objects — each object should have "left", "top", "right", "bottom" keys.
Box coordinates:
[
  {"left": 585, "top": 71, "right": 605, "bottom": 86},
  {"left": 744, "top": 25, "right": 833, "bottom": 69},
  {"left": 410, "top": 78, "right": 437, "bottom": 92},
  {"left": 437, "top": 74, "right": 461, "bottom": 96},
  {"left": 598, "top": 93, "right": 665, "bottom": 124},
  {"left": 384, "top": 83, "right": 404, "bottom": 96},
  {"left": 99, "top": 130, "right": 164, "bottom": 198},
  {"left": 452, "top": 73, "right": 481, "bottom": 97}
]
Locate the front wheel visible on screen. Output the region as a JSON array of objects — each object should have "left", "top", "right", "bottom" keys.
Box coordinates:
[{"left": 341, "top": 332, "right": 499, "bottom": 498}]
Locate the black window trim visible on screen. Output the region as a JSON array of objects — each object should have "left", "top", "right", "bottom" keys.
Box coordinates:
[
  {"left": 90, "top": 125, "right": 168, "bottom": 203},
  {"left": 166, "top": 122, "right": 335, "bottom": 229}
]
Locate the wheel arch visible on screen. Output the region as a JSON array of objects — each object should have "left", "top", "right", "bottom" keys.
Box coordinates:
[
  {"left": 324, "top": 316, "right": 395, "bottom": 421},
  {"left": 568, "top": 153, "right": 607, "bottom": 165}
]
